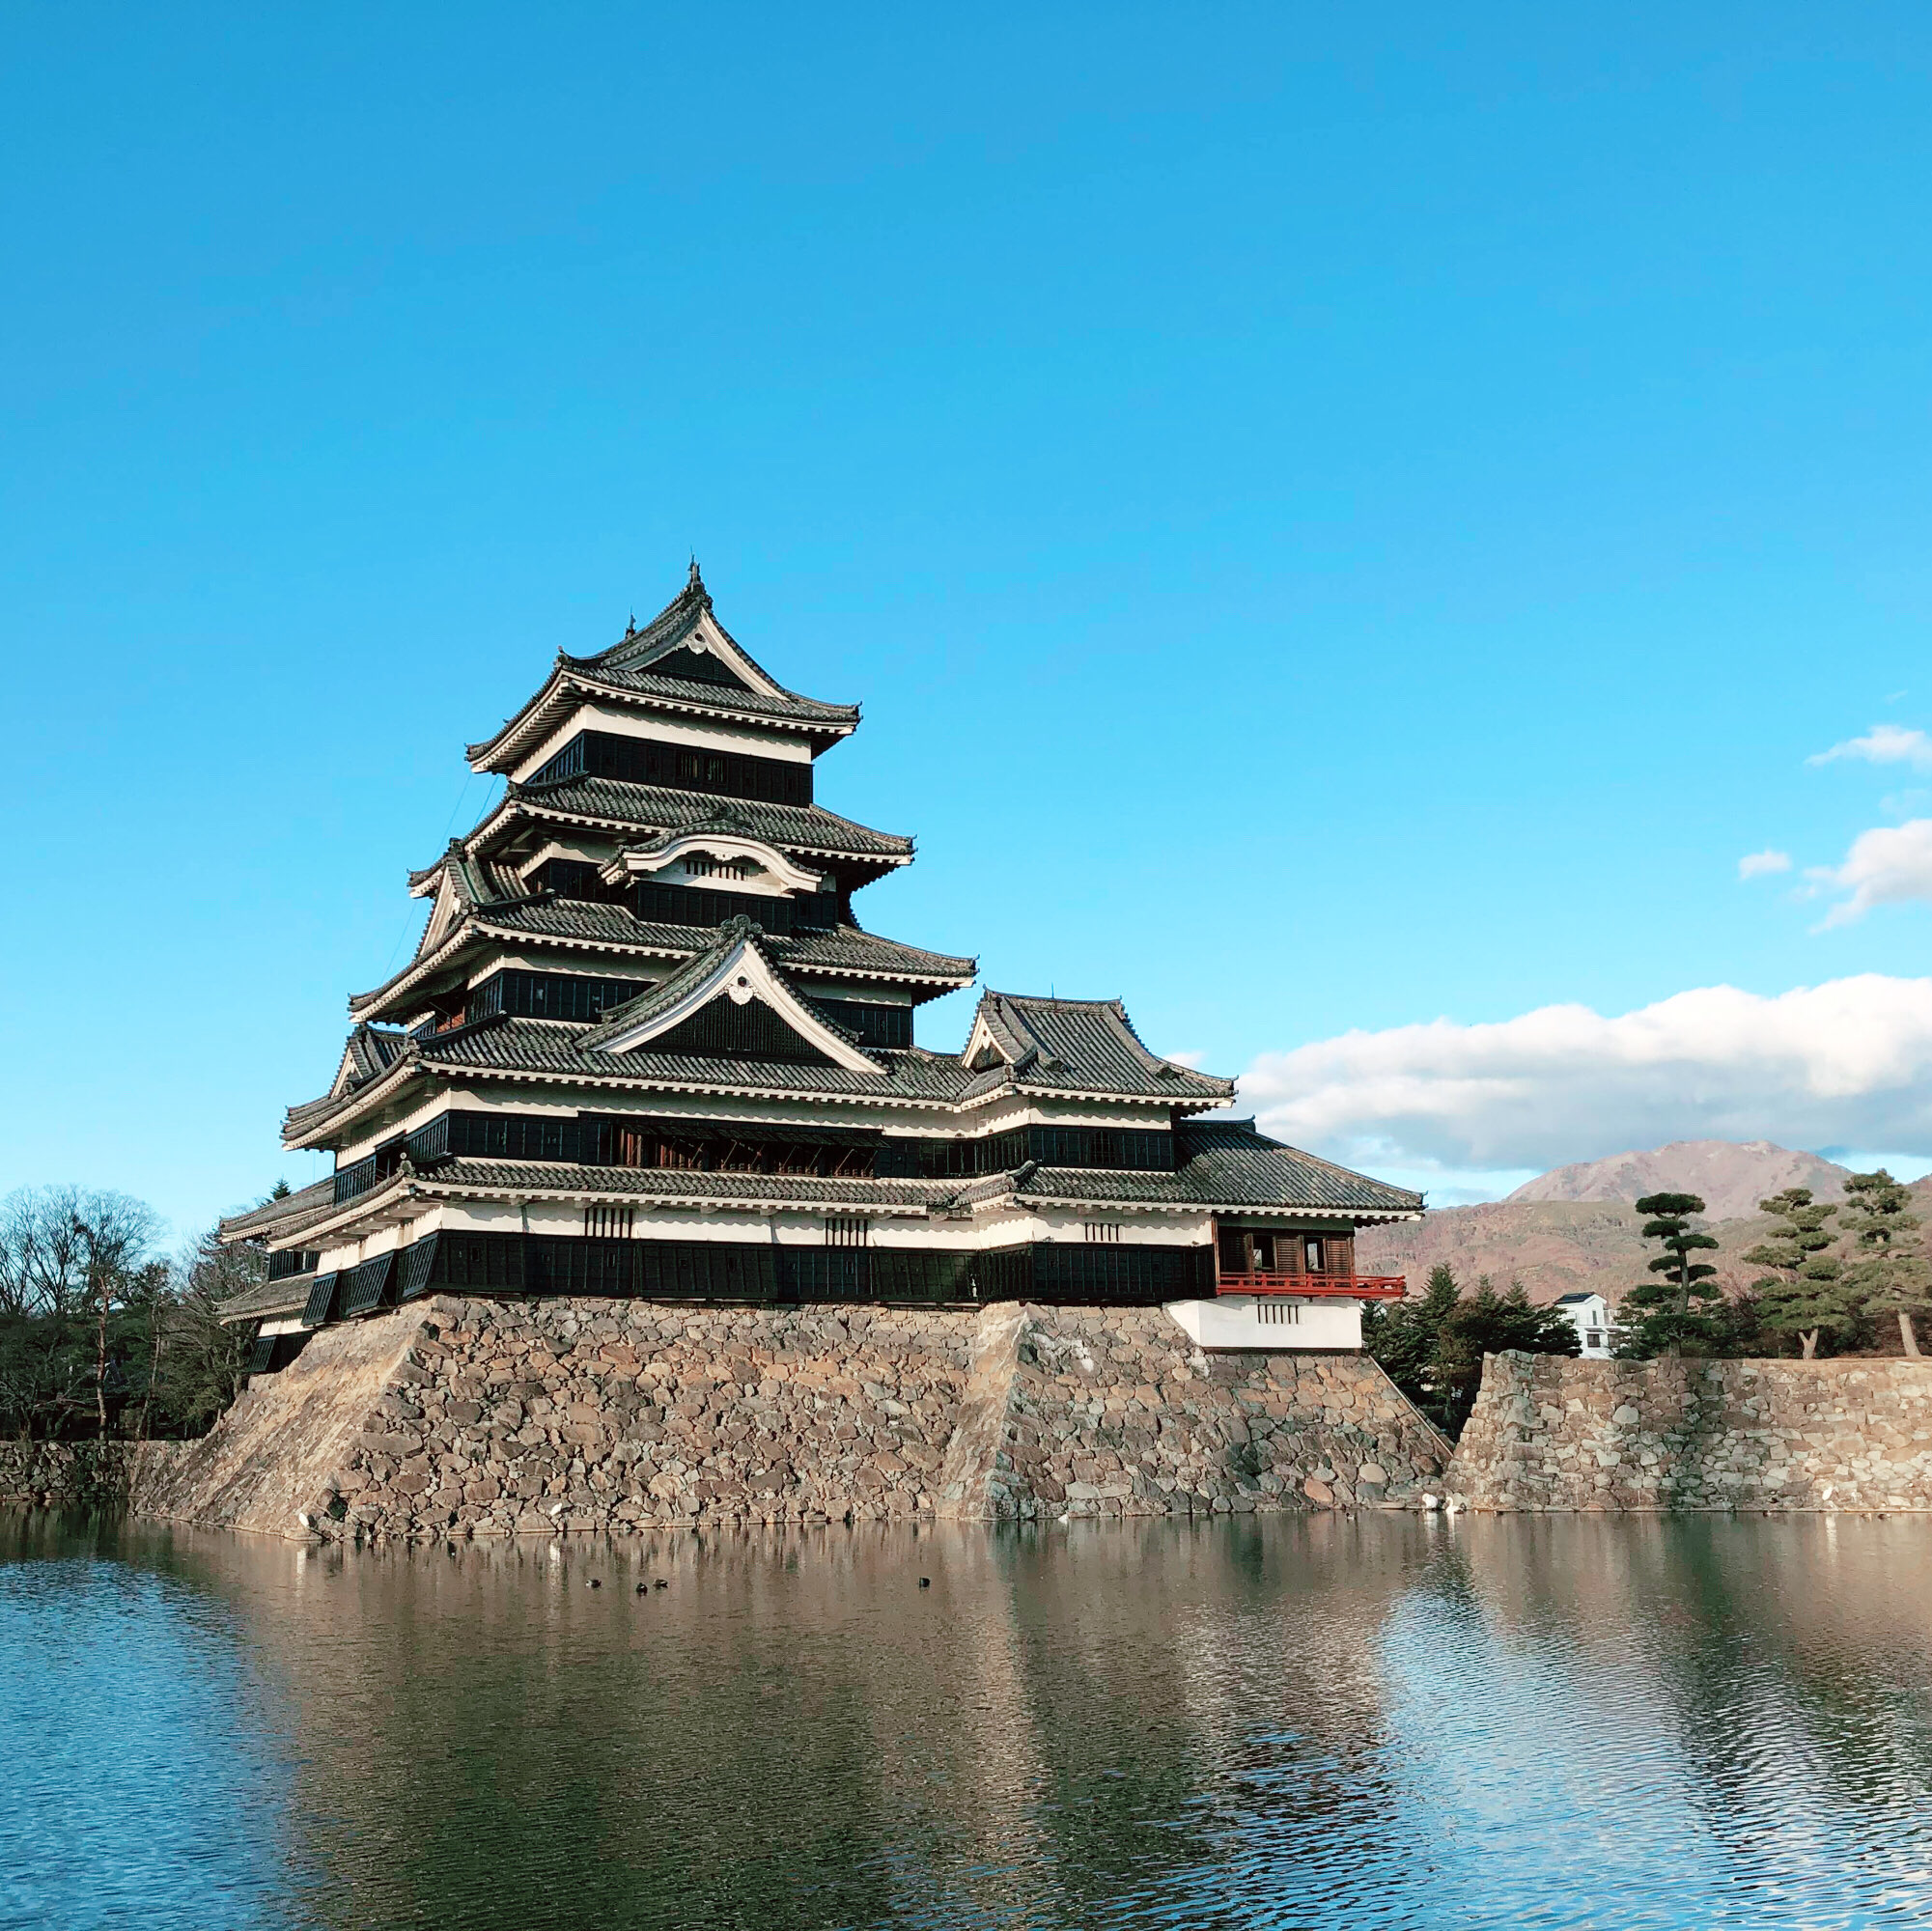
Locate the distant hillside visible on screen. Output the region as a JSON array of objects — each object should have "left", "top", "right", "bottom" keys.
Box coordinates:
[
  {"left": 1356, "top": 1144, "right": 1931, "bottom": 1307},
  {"left": 1507, "top": 1138, "right": 1851, "bottom": 1222}
]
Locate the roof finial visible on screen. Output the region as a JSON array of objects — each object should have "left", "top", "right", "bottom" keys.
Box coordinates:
[
  {"left": 687, "top": 554, "right": 702, "bottom": 592},
  {"left": 625, "top": 611, "right": 636, "bottom": 635}
]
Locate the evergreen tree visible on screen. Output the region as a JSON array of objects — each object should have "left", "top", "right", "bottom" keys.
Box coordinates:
[
  {"left": 1361, "top": 1262, "right": 1460, "bottom": 1419},
  {"left": 1363, "top": 1263, "right": 1577, "bottom": 1436},
  {"left": 157, "top": 1226, "right": 255, "bottom": 1434},
  {"left": 1744, "top": 1188, "right": 1856, "bottom": 1359},
  {"left": 1621, "top": 1192, "right": 1722, "bottom": 1357},
  {"left": 1839, "top": 1169, "right": 1932, "bottom": 1358}
]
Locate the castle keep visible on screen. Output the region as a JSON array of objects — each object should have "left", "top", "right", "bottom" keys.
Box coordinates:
[{"left": 221, "top": 570, "right": 1420, "bottom": 1371}]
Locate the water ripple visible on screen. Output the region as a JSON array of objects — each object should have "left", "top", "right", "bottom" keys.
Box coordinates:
[{"left": 2, "top": 1512, "right": 1928, "bottom": 1929}]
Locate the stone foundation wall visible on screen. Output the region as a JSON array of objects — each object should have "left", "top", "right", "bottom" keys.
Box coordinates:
[
  {"left": 328, "top": 1299, "right": 975, "bottom": 1539},
  {"left": 135, "top": 1305, "right": 432, "bottom": 1534},
  {"left": 67, "top": 1297, "right": 1452, "bottom": 1541},
  {"left": 1446, "top": 1352, "right": 1932, "bottom": 1512},
  {"left": 0, "top": 1440, "right": 187, "bottom": 1513},
  {"left": 941, "top": 1305, "right": 1453, "bottom": 1520}
]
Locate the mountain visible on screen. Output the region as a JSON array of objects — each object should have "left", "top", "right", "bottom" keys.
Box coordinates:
[
  {"left": 1354, "top": 1143, "right": 1930, "bottom": 1307},
  {"left": 1505, "top": 1139, "right": 1852, "bottom": 1222}
]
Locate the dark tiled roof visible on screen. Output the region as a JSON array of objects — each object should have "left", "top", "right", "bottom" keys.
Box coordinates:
[
  {"left": 217, "top": 1177, "right": 339, "bottom": 1243},
  {"left": 424, "top": 1158, "right": 961, "bottom": 1213},
  {"left": 972, "top": 992, "right": 1234, "bottom": 1103},
  {"left": 573, "top": 930, "right": 743, "bottom": 1049},
  {"left": 569, "top": 569, "right": 858, "bottom": 727},
  {"left": 1017, "top": 1120, "right": 1423, "bottom": 1216},
  {"left": 568, "top": 664, "right": 856, "bottom": 727},
  {"left": 407, "top": 839, "right": 538, "bottom": 910},
  {"left": 464, "top": 897, "right": 700, "bottom": 950},
  {"left": 573, "top": 920, "right": 885, "bottom": 1060},
  {"left": 215, "top": 1275, "right": 316, "bottom": 1324},
  {"left": 770, "top": 924, "right": 974, "bottom": 982},
  {"left": 345, "top": 1024, "right": 410, "bottom": 1083},
  {"left": 346, "top": 902, "right": 972, "bottom": 1023},
  {"left": 475, "top": 900, "right": 972, "bottom": 981},
  {"left": 415, "top": 1017, "right": 974, "bottom": 1103},
  {"left": 465, "top": 571, "right": 859, "bottom": 765},
  {"left": 503, "top": 774, "right": 913, "bottom": 862}
]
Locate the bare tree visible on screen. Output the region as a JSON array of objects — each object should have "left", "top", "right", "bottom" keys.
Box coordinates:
[{"left": 0, "top": 1187, "right": 161, "bottom": 1439}]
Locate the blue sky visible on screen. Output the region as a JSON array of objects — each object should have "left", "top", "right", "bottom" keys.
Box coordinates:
[{"left": 6, "top": 4, "right": 1932, "bottom": 1235}]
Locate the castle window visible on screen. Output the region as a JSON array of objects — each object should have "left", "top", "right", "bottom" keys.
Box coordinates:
[
  {"left": 1082, "top": 1222, "right": 1122, "bottom": 1244},
  {"left": 1257, "top": 1301, "right": 1301, "bottom": 1326},
  {"left": 825, "top": 1217, "right": 871, "bottom": 1247},
  {"left": 582, "top": 1206, "right": 635, "bottom": 1240}
]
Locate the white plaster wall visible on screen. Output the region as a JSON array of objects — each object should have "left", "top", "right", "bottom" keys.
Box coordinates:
[
  {"left": 423, "top": 1198, "right": 1007, "bottom": 1251},
  {"left": 1164, "top": 1296, "right": 1363, "bottom": 1352},
  {"left": 1035, "top": 1210, "right": 1210, "bottom": 1249},
  {"left": 314, "top": 1210, "right": 439, "bottom": 1276},
  {"left": 790, "top": 981, "right": 915, "bottom": 1009}
]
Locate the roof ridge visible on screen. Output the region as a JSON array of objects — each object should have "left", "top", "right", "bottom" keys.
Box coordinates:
[
  {"left": 981, "top": 987, "right": 1126, "bottom": 1009},
  {"left": 568, "top": 567, "right": 843, "bottom": 720}
]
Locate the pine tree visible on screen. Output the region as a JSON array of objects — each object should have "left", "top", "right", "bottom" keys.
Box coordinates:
[
  {"left": 1743, "top": 1188, "right": 1856, "bottom": 1358},
  {"left": 1621, "top": 1192, "right": 1723, "bottom": 1357},
  {"left": 1839, "top": 1170, "right": 1932, "bottom": 1358},
  {"left": 1363, "top": 1263, "right": 1576, "bottom": 1435},
  {"left": 1361, "top": 1262, "right": 1459, "bottom": 1414}
]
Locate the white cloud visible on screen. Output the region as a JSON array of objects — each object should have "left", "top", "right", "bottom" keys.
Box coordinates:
[
  {"left": 1738, "top": 848, "right": 1791, "bottom": 881},
  {"left": 1808, "top": 724, "right": 1932, "bottom": 770},
  {"left": 1240, "top": 975, "right": 1932, "bottom": 1173},
  {"left": 1811, "top": 819, "right": 1932, "bottom": 927}
]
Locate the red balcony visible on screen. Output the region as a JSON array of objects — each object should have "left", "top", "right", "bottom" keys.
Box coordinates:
[{"left": 1216, "top": 1272, "right": 1407, "bottom": 1301}]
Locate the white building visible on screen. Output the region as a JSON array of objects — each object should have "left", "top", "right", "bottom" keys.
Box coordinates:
[{"left": 1553, "top": 1291, "right": 1613, "bottom": 1358}]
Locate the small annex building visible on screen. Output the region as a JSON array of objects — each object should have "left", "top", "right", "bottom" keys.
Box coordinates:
[
  {"left": 1552, "top": 1291, "right": 1614, "bottom": 1358},
  {"left": 221, "top": 569, "right": 1422, "bottom": 1372}
]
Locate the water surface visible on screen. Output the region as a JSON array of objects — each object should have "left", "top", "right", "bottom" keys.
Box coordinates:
[{"left": 3, "top": 1512, "right": 1929, "bottom": 1929}]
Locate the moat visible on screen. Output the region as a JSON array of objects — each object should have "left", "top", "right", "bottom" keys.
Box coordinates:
[{"left": 5, "top": 1513, "right": 1930, "bottom": 1929}]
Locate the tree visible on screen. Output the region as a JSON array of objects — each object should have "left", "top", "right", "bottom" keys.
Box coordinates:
[
  {"left": 1622, "top": 1191, "right": 1723, "bottom": 1357},
  {"left": 1363, "top": 1263, "right": 1577, "bottom": 1437},
  {"left": 1839, "top": 1169, "right": 1932, "bottom": 1359},
  {"left": 156, "top": 1226, "right": 254, "bottom": 1433},
  {"left": 1744, "top": 1188, "right": 1857, "bottom": 1359},
  {"left": 1361, "top": 1262, "right": 1460, "bottom": 1419},
  {"left": 0, "top": 1186, "right": 160, "bottom": 1439},
  {"left": 70, "top": 1204, "right": 162, "bottom": 1440}
]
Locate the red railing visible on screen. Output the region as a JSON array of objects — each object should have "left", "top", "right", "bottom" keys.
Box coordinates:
[{"left": 1216, "top": 1272, "right": 1407, "bottom": 1301}]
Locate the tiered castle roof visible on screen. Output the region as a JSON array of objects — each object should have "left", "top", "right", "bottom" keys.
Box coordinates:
[{"left": 228, "top": 568, "right": 1421, "bottom": 1283}]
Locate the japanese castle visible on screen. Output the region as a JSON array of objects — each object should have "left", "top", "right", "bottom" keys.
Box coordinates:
[{"left": 224, "top": 568, "right": 1421, "bottom": 1365}]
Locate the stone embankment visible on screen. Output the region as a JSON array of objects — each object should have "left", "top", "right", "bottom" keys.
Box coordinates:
[
  {"left": 65, "top": 1297, "right": 1450, "bottom": 1541},
  {"left": 0, "top": 1439, "right": 187, "bottom": 1513},
  {"left": 1447, "top": 1353, "right": 1932, "bottom": 1512},
  {"left": 946, "top": 1303, "right": 1451, "bottom": 1522}
]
